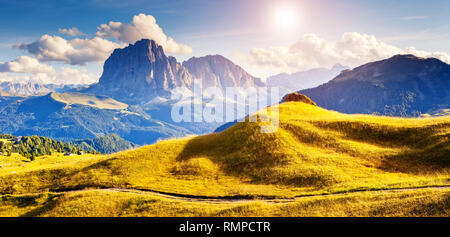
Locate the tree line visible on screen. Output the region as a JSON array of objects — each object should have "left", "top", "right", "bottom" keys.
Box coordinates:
[{"left": 0, "top": 134, "right": 98, "bottom": 161}]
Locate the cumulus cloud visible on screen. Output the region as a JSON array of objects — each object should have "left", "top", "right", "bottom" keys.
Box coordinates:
[
  {"left": 403, "top": 47, "right": 450, "bottom": 63},
  {"left": 14, "top": 34, "right": 122, "bottom": 65},
  {"left": 58, "top": 67, "right": 97, "bottom": 84},
  {"left": 0, "top": 67, "right": 98, "bottom": 85},
  {"left": 96, "top": 13, "right": 193, "bottom": 54},
  {"left": 58, "top": 27, "right": 85, "bottom": 36},
  {"left": 236, "top": 32, "right": 450, "bottom": 77},
  {"left": 0, "top": 56, "right": 55, "bottom": 74},
  {"left": 0, "top": 56, "right": 98, "bottom": 85}
]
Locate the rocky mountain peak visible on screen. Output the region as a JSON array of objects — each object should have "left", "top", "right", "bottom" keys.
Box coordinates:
[
  {"left": 182, "top": 54, "right": 264, "bottom": 89},
  {"left": 83, "top": 39, "right": 266, "bottom": 104},
  {"left": 84, "top": 39, "right": 193, "bottom": 104}
]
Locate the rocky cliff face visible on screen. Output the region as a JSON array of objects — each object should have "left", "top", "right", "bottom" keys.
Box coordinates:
[
  {"left": 183, "top": 54, "right": 264, "bottom": 90},
  {"left": 84, "top": 39, "right": 193, "bottom": 104},
  {"left": 299, "top": 54, "right": 450, "bottom": 116}
]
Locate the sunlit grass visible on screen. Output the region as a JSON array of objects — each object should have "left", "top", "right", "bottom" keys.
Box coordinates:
[
  {"left": 0, "top": 188, "right": 448, "bottom": 217},
  {"left": 0, "top": 101, "right": 449, "bottom": 216},
  {"left": 50, "top": 92, "right": 128, "bottom": 110}
]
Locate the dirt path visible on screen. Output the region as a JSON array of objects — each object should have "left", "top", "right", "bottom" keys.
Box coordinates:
[{"left": 13, "top": 185, "right": 447, "bottom": 204}]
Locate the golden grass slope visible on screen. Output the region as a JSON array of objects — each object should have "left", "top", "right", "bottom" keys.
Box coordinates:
[
  {"left": 1, "top": 188, "right": 448, "bottom": 217},
  {"left": 0, "top": 101, "right": 449, "bottom": 216},
  {"left": 50, "top": 92, "right": 128, "bottom": 110}
]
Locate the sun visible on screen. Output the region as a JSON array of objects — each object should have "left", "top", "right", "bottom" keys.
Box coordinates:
[{"left": 273, "top": 5, "right": 299, "bottom": 31}]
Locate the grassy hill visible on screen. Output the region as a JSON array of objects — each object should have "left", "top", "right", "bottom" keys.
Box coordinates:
[{"left": 0, "top": 101, "right": 449, "bottom": 216}]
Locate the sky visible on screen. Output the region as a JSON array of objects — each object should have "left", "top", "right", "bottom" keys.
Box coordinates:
[{"left": 0, "top": 0, "right": 449, "bottom": 84}]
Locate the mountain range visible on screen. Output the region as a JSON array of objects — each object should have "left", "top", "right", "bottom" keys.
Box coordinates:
[
  {"left": 0, "top": 81, "right": 83, "bottom": 96},
  {"left": 83, "top": 39, "right": 193, "bottom": 104},
  {"left": 0, "top": 39, "right": 268, "bottom": 145},
  {"left": 266, "top": 64, "right": 349, "bottom": 93},
  {"left": 83, "top": 39, "right": 264, "bottom": 105}
]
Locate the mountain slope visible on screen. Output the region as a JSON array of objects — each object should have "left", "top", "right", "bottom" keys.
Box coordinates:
[
  {"left": 73, "top": 133, "right": 136, "bottom": 154},
  {"left": 299, "top": 54, "right": 450, "bottom": 116},
  {"left": 1, "top": 100, "right": 448, "bottom": 199},
  {"left": 183, "top": 55, "right": 264, "bottom": 89}
]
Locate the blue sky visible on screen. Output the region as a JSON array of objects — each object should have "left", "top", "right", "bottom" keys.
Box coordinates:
[{"left": 0, "top": 0, "right": 449, "bottom": 83}]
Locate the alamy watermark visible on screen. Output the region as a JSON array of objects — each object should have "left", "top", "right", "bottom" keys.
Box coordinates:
[{"left": 170, "top": 81, "right": 280, "bottom": 133}]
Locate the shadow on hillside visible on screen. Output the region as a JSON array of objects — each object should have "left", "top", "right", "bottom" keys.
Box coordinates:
[
  {"left": 311, "top": 120, "right": 446, "bottom": 148},
  {"left": 173, "top": 128, "right": 337, "bottom": 188},
  {"left": 379, "top": 140, "right": 450, "bottom": 174},
  {"left": 20, "top": 194, "right": 61, "bottom": 217},
  {"left": 173, "top": 132, "right": 247, "bottom": 177},
  {"left": 309, "top": 120, "right": 450, "bottom": 174}
]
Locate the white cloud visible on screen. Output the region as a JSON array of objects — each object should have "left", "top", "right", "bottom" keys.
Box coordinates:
[
  {"left": 235, "top": 32, "right": 450, "bottom": 77},
  {"left": 4, "top": 13, "right": 192, "bottom": 85},
  {"left": 0, "top": 63, "right": 98, "bottom": 85},
  {"left": 14, "top": 34, "right": 123, "bottom": 65},
  {"left": 58, "top": 27, "right": 85, "bottom": 36},
  {"left": 58, "top": 67, "right": 98, "bottom": 84},
  {"left": 0, "top": 72, "right": 28, "bottom": 83},
  {"left": 14, "top": 13, "right": 192, "bottom": 65},
  {"left": 96, "top": 13, "right": 193, "bottom": 54},
  {"left": 404, "top": 47, "right": 450, "bottom": 63},
  {"left": 0, "top": 56, "right": 55, "bottom": 74}
]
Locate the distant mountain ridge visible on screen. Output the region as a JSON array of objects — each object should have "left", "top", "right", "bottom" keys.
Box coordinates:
[
  {"left": 0, "top": 81, "right": 83, "bottom": 96},
  {"left": 299, "top": 54, "right": 450, "bottom": 116},
  {"left": 266, "top": 64, "right": 349, "bottom": 93}
]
